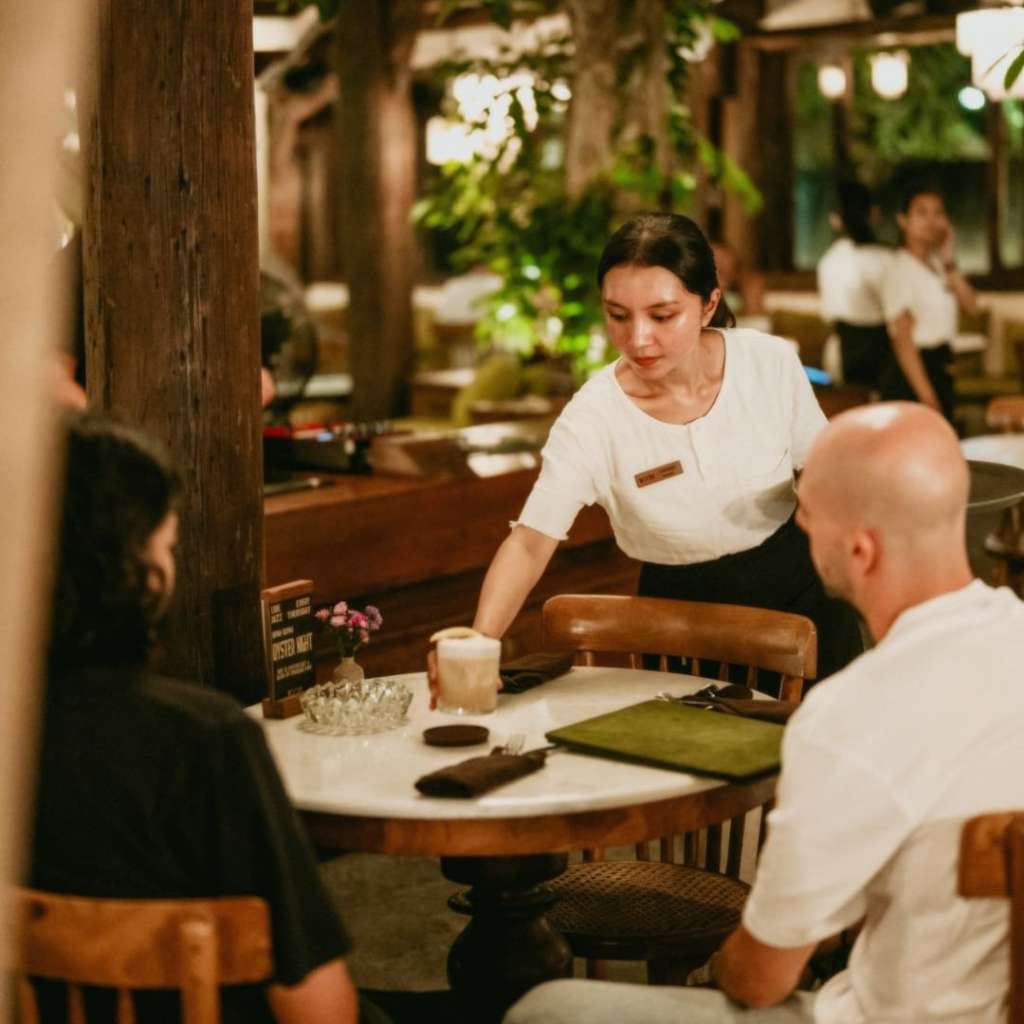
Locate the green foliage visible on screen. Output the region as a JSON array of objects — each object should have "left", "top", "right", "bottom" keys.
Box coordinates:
[
  {"left": 1006, "top": 48, "right": 1024, "bottom": 91},
  {"left": 415, "top": 1, "right": 759, "bottom": 376},
  {"left": 848, "top": 45, "right": 988, "bottom": 177}
]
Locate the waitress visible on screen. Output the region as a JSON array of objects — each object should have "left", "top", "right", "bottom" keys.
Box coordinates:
[
  {"left": 880, "top": 183, "right": 979, "bottom": 422},
  {"left": 817, "top": 180, "right": 893, "bottom": 390},
  {"left": 472, "top": 212, "right": 862, "bottom": 683}
]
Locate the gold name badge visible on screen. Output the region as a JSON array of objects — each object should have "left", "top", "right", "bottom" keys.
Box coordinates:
[{"left": 634, "top": 460, "right": 683, "bottom": 488}]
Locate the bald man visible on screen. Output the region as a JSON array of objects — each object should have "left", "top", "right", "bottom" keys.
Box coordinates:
[{"left": 506, "top": 403, "right": 1024, "bottom": 1024}]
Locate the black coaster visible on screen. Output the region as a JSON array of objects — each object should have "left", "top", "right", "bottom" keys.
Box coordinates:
[{"left": 423, "top": 724, "right": 490, "bottom": 748}]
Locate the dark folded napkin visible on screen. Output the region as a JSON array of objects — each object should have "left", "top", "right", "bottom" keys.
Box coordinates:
[
  {"left": 679, "top": 684, "right": 798, "bottom": 725},
  {"left": 415, "top": 751, "right": 548, "bottom": 798},
  {"left": 499, "top": 651, "right": 575, "bottom": 694}
]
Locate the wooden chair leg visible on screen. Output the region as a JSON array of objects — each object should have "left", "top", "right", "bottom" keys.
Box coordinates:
[{"left": 585, "top": 958, "right": 608, "bottom": 981}]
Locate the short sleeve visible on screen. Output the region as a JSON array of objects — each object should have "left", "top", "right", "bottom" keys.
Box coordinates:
[
  {"left": 513, "top": 410, "right": 601, "bottom": 541},
  {"left": 743, "top": 730, "right": 911, "bottom": 949},
  {"left": 882, "top": 257, "right": 914, "bottom": 324},
  {"left": 206, "top": 715, "right": 350, "bottom": 986},
  {"left": 785, "top": 346, "right": 827, "bottom": 470}
]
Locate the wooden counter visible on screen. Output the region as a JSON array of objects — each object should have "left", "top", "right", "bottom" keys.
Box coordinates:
[{"left": 264, "top": 440, "right": 638, "bottom": 679}]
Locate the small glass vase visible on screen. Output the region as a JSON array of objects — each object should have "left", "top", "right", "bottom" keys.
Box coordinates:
[{"left": 333, "top": 656, "right": 364, "bottom": 685}]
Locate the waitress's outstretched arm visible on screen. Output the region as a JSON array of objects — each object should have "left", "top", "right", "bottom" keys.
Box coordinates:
[{"left": 473, "top": 525, "right": 559, "bottom": 639}]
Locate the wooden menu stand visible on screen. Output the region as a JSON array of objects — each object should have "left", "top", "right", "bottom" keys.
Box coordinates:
[{"left": 260, "top": 580, "right": 316, "bottom": 720}]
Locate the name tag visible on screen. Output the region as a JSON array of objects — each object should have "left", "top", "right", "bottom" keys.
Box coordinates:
[{"left": 634, "top": 460, "right": 683, "bottom": 488}]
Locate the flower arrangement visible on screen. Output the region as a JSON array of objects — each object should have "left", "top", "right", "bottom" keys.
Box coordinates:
[{"left": 315, "top": 601, "right": 383, "bottom": 659}]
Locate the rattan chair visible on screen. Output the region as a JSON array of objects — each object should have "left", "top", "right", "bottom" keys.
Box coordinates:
[
  {"left": 959, "top": 812, "right": 1024, "bottom": 1024},
  {"left": 541, "top": 593, "right": 817, "bottom": 984},
  {"left": 10, "top": 889, "right": 272, "bottom": 1024}
]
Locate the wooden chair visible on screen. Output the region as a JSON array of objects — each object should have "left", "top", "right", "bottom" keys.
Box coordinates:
[
  {"left": 959, "top": 813, "right": 1024, "bottom": 1024},
  {"left": 541, "top": 594, "right": 817, "bottom": 984},
  {"left": 10, "top": 889, "right": 272, "bottom": 1024}
]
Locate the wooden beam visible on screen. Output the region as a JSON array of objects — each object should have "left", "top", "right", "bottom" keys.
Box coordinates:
[
  {"left": 745, "top": 14, "right": 956, "bottom": 52},
  {"left": 335, "top": 0, "right": 419, "bottom": 420},
  {"left": 0, "top": 0, "right": 86, "bottom": 1013},
  {"left": 84, "top": 0, "right": 265, "bottom": 702}
]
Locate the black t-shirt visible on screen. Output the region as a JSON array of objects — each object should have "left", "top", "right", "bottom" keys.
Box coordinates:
[{"left": 30, "top": 667, "right": 350, "bottom": 1023}]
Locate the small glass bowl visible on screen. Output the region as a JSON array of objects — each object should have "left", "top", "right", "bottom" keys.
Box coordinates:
[{"left": 300, "top": 677, "right": 412, "bottom": 735}]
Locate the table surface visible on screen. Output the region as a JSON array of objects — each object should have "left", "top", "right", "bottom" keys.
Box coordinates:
[
  {"left": 963, "top": 435, "right": 1024, "bottom": 472},
  {"left": 255, "top": 667, "right": 754, "bottom": 823}
]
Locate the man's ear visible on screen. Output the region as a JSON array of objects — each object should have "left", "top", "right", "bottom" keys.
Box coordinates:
[{"left": 848, "top": 527, "right": 879, "bottom": 580}]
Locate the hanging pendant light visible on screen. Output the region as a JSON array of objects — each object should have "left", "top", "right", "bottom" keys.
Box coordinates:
[
  {"left": 956, "top": 4, "right": 1024, "bottom": 100},
  {"left": 870, "top": 50, "right": 909, "bottom": 99},
  {"left": 818, "top": 63, "right": 848, "bottom": 100}
]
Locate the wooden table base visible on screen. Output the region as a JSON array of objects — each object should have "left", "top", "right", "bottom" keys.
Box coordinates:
[{"left": 442, "top": 853, "right": 572, "bottom": 1023}]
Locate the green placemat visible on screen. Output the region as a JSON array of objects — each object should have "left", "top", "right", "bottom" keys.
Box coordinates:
[{"left": 546, "top": 700, "right": 783, "bottom": 782}]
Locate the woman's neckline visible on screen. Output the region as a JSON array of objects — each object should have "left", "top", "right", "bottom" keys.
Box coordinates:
[{"left": 610, "top": 328, "right": 730, "bottom": 428}]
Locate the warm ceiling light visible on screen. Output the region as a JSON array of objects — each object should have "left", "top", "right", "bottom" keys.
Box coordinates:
[
  {"left": 956, "top": 6, "right": 1024, "bottom": 100},
  {"left": 870, "top": 50, "right": 909, "bottom": 100},
  {"left": 818, "top": 63, "right": 847, "bottom": 100}
]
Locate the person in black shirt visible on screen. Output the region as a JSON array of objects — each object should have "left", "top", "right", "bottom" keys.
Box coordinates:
[{"left": 32, "top": 414, "right": 383, "bottom": 1024}]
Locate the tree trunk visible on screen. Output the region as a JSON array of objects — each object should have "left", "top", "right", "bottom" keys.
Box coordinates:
[
  {"left": 564, "top": 0, "right": 672, "bottom": 207},
  {"left": 84, "top": 0, "right": 265, "bottom": 703},
  {"left": 335, "top": 0, "right": 419, "bottom": 421},
  {"left": 0, "top": 0, "right": 85, "bottom": 1008}
]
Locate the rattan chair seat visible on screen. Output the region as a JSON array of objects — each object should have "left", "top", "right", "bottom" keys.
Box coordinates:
[{"left": 547, "top": 861, "right": 749, "bottom": 962}]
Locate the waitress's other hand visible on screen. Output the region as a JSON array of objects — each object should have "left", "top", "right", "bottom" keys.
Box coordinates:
[{"left": 937, "top": 218, "right": 956, "bottom": 265}]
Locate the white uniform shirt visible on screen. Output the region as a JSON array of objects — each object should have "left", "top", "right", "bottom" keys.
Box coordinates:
[
  {"left": 744, "top": 580, "right": 1024, "bottom": 1024},
  {"left": 514, "top": 328, "right": 827, "bottom": 564},
  {"left": 817, "top": 238, "right": 893, "bottom": 325},
  {"left": 881, "top": 249, "right": 958, "bottom": 348}
]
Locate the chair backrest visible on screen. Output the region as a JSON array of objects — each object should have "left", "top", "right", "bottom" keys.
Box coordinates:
[
  {"left": 11, "top": 889, "right": 273, "bottom": 1024},
  {"left": 959, "top": 813, "right": 1024, "bottom": 1024},
  {"left": 542, "top": 594, "right": 818, "bottom": 702}
]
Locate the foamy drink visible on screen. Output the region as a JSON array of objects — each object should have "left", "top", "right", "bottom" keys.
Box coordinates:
[{"left": 436, "top": 635, "right": 501, "bottom": 714}]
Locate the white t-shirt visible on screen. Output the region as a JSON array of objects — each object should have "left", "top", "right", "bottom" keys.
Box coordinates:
[
  {"left": 817, "top": 238, "right": 892, "bottom": 325},
  {"left": 744, "top": 580, "right": 1024, "bottom": 1023},
  {"left": 514, "top": 328, "right": 827, "bottom": 564},
  {"left": 881, "top": 249, "right": 959, "bottom": 348}
]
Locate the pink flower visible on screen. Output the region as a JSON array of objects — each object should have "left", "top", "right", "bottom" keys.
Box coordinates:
[
  {"left": 349, "top": 611, "right": 368, "bottom": 628},
  {"left": 365, "top": 605, "right": 383, "bottom": 629},
  {"left": 360, "top": 629, "right": 369, "bottom": 643},
  {"left": 315, "top": 608, "right": 330, "bottom": 621},
  {"left": 329, "top": 615, "right": 346, "bottom": 628},
  {"left": 332, "top": 601, "right": 348, "bottom": 616}
]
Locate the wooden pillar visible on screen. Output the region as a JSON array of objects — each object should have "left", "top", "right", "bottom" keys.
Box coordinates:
[
  {"left": 0, "top": 0, "right": 85, "bottom": 1010},
  {"left": 83, "top": 0, "right": 265, "bottom": 702},
  {"left": 721, "top": 43, "right": 761, "bottom": 265},
  {"left": 335, "top": 0, "right": 419, "bottom": 421},
  {"left": 756, "top": 51, "right": 793, "bottom": 271}
]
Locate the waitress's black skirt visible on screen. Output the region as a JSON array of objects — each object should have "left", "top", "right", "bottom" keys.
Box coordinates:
[
  {"left": 835, "top": 321, "right": 890, "bottom": 390},
  {"left": 879, "top": 341, "right": 954, "bottom": 423},
  {"left": 638, "top": 517, "right": 863, "bottom": 693}
]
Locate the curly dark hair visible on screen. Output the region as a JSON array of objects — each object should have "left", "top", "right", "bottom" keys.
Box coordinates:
[{"left": 49, "top": 414, "right": 180, "bottom": 676}]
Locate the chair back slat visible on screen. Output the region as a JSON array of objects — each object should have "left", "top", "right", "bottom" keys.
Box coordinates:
[
  {"left": 16, "top": 976, "right": 39, "bottom": 1024},
  {"left": 181, "top": 918, "right": 219, "bottom": 1024},
  {"left": 11, "top": 890, "right": 273, "bottom": 1024},
  {"left": 726, "top": 815, "right": 745, "bottom": 877},
  {"left": 542, "top": 594, "right": 818, "bottom": 681},
  {"left": 68, "top": 985, "right": 85, "bottom": 1024},
  {"left": 628, "top": 652, "right": 642, "bottom": 670},
  {"left": 959, "top": 813, "right": 1024, "bottom": 1024},
  {"left": 717, "top": 661, "right": 730, "bottom": 682},
  {"left": 117, "top": 987, "right": 136, "bottom": 1024}
]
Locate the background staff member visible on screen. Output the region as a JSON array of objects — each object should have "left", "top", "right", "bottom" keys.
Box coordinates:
[
  {"left": 817, "top": 180, "right": 893, "bottom": 390},
  {"left": 472, "top": 213, "right": 862, "bottom": 685},
  {"left": 880, "top": 183, "right": 979, "bottom": 422}
]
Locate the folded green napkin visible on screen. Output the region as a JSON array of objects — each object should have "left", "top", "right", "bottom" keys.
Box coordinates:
[{"left": 547, "top": 699, "right": 783, "bottom": 781}]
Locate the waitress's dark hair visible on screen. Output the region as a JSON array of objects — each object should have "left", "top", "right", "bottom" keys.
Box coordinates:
[
  {"left": 596, "top": 212, "right": 736, "bottom": 328},
  {"left": 837, "top": 179, "right": 876, "bottom": 245},
  {"left": 49, "top": 413, "right": 180, "bottom": 676}
]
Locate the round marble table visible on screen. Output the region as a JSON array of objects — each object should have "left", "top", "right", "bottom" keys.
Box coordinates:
[
  {"left": 963, "top": 440, "right": 1024, "bottom": 591},
  {"left": 255, "top": 667, "right": 775, "bottom": 1021}
]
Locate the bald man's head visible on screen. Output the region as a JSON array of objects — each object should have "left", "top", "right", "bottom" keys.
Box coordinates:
[{"left": 796, "top": 403, "right": 969, "bottom": 607}]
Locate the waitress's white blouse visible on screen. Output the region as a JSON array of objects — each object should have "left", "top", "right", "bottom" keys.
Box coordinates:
[{"left": 514, "top": 328, "right": 827, "bottom": 565}]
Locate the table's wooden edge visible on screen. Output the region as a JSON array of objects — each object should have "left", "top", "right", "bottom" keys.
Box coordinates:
[{"left": 301, "top": 775, "right": 777, "bottom": 857}]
